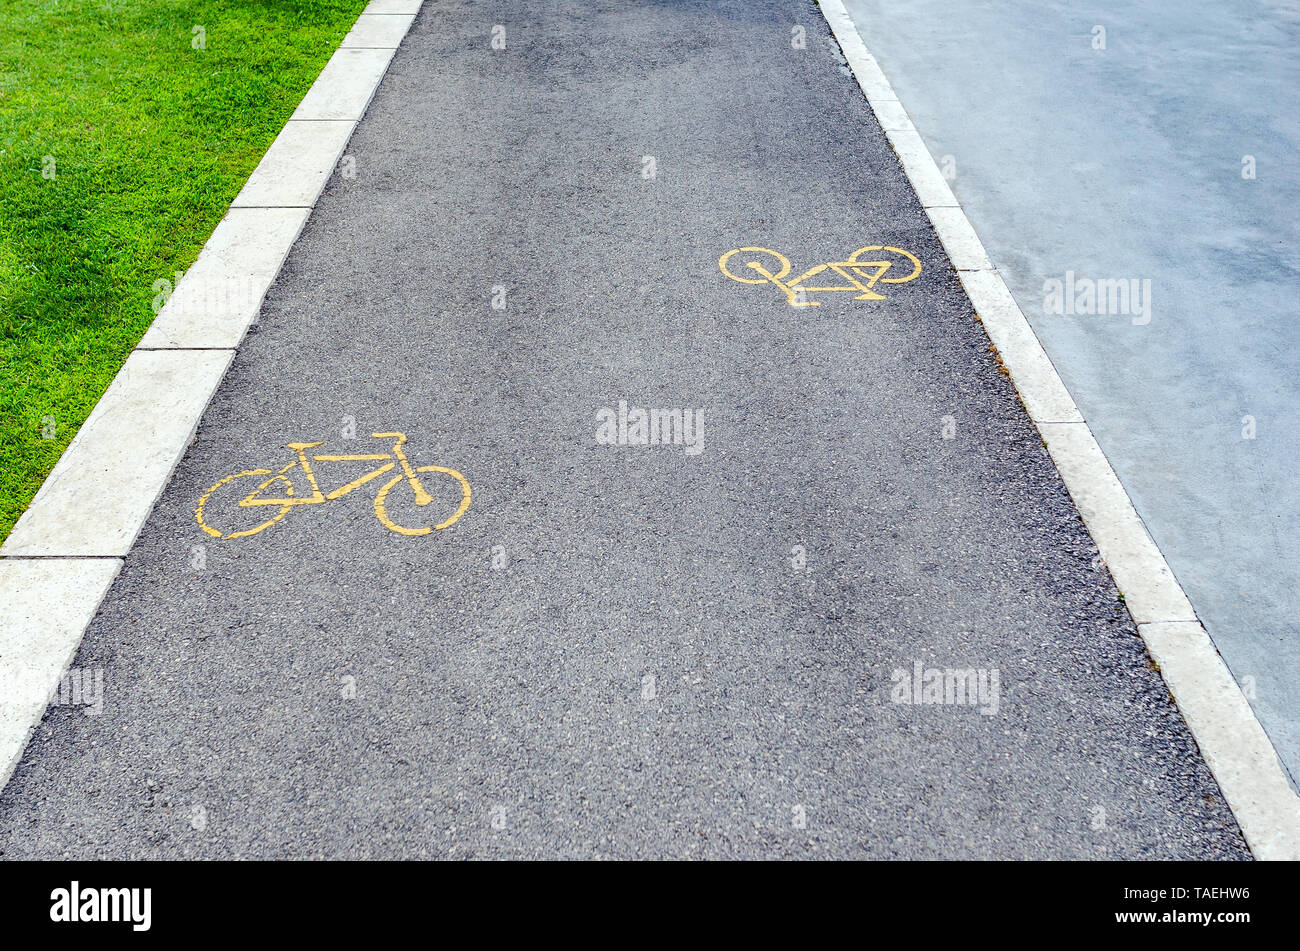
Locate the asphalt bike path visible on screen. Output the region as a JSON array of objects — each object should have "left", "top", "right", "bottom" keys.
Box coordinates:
[{"left": 0, "top": 0, "right": 1248, "bottom": 858}]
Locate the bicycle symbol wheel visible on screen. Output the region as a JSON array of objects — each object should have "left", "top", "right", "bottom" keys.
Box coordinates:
[
  {"left": 373, "top": 465, "right": 473, "bottom": 536},
  {"left": 195, "top": 469, "right": 295, "bottom": 540},
  {"left": 719, "top": 247, "right": 792, "bottom": 284},
  {"left": 846, "top": 245, "right": 922, "bottom": 284}
]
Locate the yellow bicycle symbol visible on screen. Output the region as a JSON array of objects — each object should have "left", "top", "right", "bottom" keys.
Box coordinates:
[
  {"left": 195, "top": 431, "right": 471, "bottom": 539},
  {"left": 719, "top": 244, "right": 922, "bottom": 306}
]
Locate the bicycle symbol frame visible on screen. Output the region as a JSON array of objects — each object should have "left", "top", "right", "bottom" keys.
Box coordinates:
[
  {"left": 719, "top": 244, "right": 922, "bottom": 306},
  {"left": 195, "top": 431, "right": 471, "bottom": 540}
]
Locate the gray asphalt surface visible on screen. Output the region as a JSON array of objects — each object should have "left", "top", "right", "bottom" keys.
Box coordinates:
[
  {"left": 843, "top": 0, "right": 1300, "bottom": 783},
  {"left": 0, "top": 0, "right": 1249, "bottom": 859}
]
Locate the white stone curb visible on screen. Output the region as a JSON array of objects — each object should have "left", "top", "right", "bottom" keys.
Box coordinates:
[
  {"left": 139, "top": 207, "right": 311, "bottom": 348},
  {"left": 0, "top": 0, "right": 423, "bottom": 792},
  {"left": 292, "top": 49, "right": 397, "bottom": 121},
  {"left": 232, "top": 120, "right": 356, "bottom": 208},
  {"left": 362, "top": 0, "right": 423, "bottom": 14},
  {"left": 0, "top": 560, "right": 121, "bottom": 787},
  {"left": 817, "top": 0, "right": 1300, "bottom": 859},
  {"left": 3, "top": 350, "right": 233, "bottom": 558},
  {"left": 343, "top": 13, "right": 418, "bottom": 49}
]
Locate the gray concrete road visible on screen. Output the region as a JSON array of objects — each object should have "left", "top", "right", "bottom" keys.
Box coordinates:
[
  {"left": 844, "top": 0, "right": 1300, "bottom": 783},
  {"left": 0, "top": 0, "right": 1248, "bottom": 859}
]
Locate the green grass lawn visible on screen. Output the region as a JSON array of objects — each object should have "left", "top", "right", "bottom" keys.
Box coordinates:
[{"left": 0, "top": 0, "right": 369, "bottom": 543}]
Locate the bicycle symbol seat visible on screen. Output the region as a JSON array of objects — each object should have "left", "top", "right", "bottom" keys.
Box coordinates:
[
  {"left": 195, "top": 431, "right": 471, "bottom": 540},
  {"left": 719, "top": 244, "right": 922, "bottom": 306}
]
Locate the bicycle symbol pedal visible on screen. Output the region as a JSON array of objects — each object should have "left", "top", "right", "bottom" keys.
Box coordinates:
[
  {"left": 719, "top": 244, "right": 922, "bottom": 306},
  {"left": 195, "top": 431, "right": 471, "bottom": 540}
]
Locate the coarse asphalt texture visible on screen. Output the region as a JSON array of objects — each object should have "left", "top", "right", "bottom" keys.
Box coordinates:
[{"left": 0, "top": 0, "right": 1249, "bottom": 859}]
